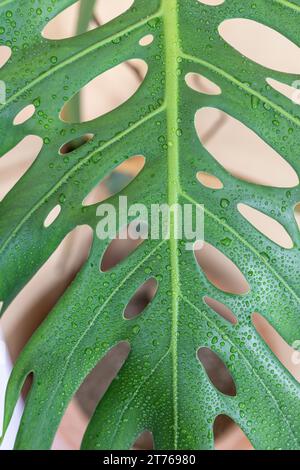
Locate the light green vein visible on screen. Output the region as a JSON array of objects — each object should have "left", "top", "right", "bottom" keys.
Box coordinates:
[
  {"left": 0, "top": 106, "right": 165, "bottom": 257},
  {"left": 0, "top": 0, "right": 14, "bottom": 7},
  {"left": 275, "top": 0, "right": 300, "bottom": 13},
  {"left": 181, "top": 191, "right": 300, "bottom": 304},
  {"left": 0, "top": 8, "right": 162, "bottom": 110},
  {"left": 182, "top": 52, "right": 300, "bottom": 128}
]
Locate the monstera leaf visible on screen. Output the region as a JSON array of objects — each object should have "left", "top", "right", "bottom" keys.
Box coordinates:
[{"left": 0, "top": 0, "right": 300, "bottom": 450}]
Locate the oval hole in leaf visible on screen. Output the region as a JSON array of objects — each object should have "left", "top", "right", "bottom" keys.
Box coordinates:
[
  {"left": 198, "top": 0, "right": 225, "bottom": 5},
  {"left": 100, "top": 221, "right": 147, "bottom": 273},
  {"left": 266, "top": 77, "right": 300, "bottom": 105},
  {"left": 0, "top": 45, "right": 11, "bottom": 68},
  {"left": 197, "top": 347, "right": 236, "bottom": 396},
  {"left": 238, "top": 203, "right": 293, "bottom": 249},
  {"left": 20, "top": 371, "right": 35, "bottom": 399},
  {"left": 42, "top": 1, "right": 82, "bottom": 39},
  {"left": 59, "top": 133, "right": 94, "bottom": 155},
  {"left": 195, "top": 108, "right": 299, "bottom": 188},
  {"left": 214, "top": 415, "right": 253, "bottom": 450},
  {"left": 74, "top": 342, "right": 130, "bottom": 419},
  {"left": 204, "top": 296, "right": 237, "bottom": 325},
  {"left": 0, "top": 136, "right": 43, "bottom": 201},
  {"left": 219, "top": 19, "right": 300, "bottom": 74},
  {"left": 1, "top": 225, "right": 93, "bottom": 361},
  {"left": 139, "top": 34, "right": 154, "bottom": 47},
  {"left": 13, "top": 104, "right": 36, "bottom": 126},
  {"left": 43, "top": 0, "right": 135, "bottom": 40},
  {"left": 93, "top": 0, "right": 135, "bottom": 26},
  {"left": 44, "top": 205, "right": 61, "bottom": 228},
  {"left": 197, "top": 171, "right": 223, "bottom": 189},
  {"left": 60, "top": 59, "right": 148, "bottom": 124},
  {"left": 252, "top": 313, "right": 300, "bottom": 383},
  {"left": 124, "top": 278, "right": 158, "bottom": 320},
  {"left": 195, "top": 242, "right": 250, "bottom": 295},
  {"left": 132, "top": 431, "right": 154, "bottom": 450},
  {"left": 83, "top": 155, "right": 145, "bottom": 206},
  {"left": 185, "top": 73, "right": 221, "bottom": 95}
]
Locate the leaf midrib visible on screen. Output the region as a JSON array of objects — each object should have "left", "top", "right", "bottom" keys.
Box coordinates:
[
  {"left": 164, "top": 0, "right": 180, "bottom": 449},
  {"left": 1, "top": 0, "right": 298, "bottom": 346},
  {"left": 2, "top": 0, "right": 300, "bottom": 450},
  {"left": 2, "top": 2, "right": 298, "bottom": 129},
  {"left": 2, "top": 2, "right": 299, "bottom": 260}
]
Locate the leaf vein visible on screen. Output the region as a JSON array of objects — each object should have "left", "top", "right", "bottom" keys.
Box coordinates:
[{"left": 182, "top": 191, "right": 300, "bottom": 304}]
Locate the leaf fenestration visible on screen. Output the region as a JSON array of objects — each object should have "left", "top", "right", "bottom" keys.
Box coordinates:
[{"left": 0, "top": 0, "right": 300, "bottom": 450}]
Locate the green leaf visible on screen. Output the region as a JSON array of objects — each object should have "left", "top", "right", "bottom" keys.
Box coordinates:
[{"left": 1, "top": 0, "right": 300, "bottom": 450}]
